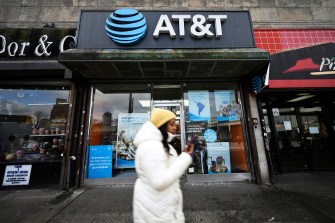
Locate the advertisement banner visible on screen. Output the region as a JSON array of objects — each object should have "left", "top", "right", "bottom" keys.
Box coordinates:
[
  {"left": 214, "top": 90, "right": 239, "bottom": 122},
  {"left": 207, "top": 142, "right": 231, "bottom": 174},
  {"left": 116, "top": 113, "right": 150, "bottom": 168},
  {"left": 188, "top": 91, "right": 211, "bottom": 122},
  {"left": 88, "top": 145, "right": 113, "bottom": 178}
]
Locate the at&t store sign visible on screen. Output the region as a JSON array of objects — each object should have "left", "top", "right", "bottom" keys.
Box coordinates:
[
  {"left": 104, "top": 8, "right": 227, "bottom": 46},
  {"left": 77, "top": 9, "right": 255, "bottom": 49}
]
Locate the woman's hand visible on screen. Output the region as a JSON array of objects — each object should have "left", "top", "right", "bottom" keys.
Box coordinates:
[{"left": 183, "top": 144, "right": 194, "bottom": 156}]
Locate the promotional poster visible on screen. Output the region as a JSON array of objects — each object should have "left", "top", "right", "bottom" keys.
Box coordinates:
[
  {"left": 207, "top": 142, "right": 231, "bottom": 174},
  {"left": 88, "top": 145, "right": 113, "bottom": 178},
  {"left": 115, "top": 113, "right": 150, "bottom": 168},
  {"left": 188, "top": 91, "right": 211, "bottom": 122},
  {"left": 214, "top": 90, "right": 240, "bottom": 122}
]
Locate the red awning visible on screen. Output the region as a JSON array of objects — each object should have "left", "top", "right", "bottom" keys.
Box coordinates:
[{"left": 267, "top": 42, "right": 335, "bottom": 89}]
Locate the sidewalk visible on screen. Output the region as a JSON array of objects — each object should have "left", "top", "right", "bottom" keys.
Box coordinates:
[{"left": 0, "top": 172, "right": 334, "bottom": 223}]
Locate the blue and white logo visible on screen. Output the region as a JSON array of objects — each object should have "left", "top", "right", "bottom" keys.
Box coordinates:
[
  {"left": 105, "top": 8, "right": 147, "bottom": 46},
  {"left": 251, "top": 75, "right": 263, "bottom": 94}
]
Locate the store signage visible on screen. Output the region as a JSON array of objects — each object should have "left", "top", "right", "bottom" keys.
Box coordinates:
[
  {"left": 105, "top": 8, "right": 147, "bottom": 46},
  {"left": 88, "top": 145, "right": 113, "bottom": 178},
  {"left": 269, "top": 43, "right": 335, "bottom": 88},
  {"left": 2, "top": 165, "right": 32, "bottom": 186},
  {"left": 0, "top": 28, "right": 76, "bottom": 59},
  {"left": 250, "top": 64, "right": 270, "bottom": 94},
  {"left": 315, "top": 57, "right": 335, "bottom": 75},
  {"left": 104, "top": 8, "right": 228, "bottom": 46},
  {"left": 152, "top": 14, "right": 226, "bottom": 39},
  {"left": 77, "top": 10, "right": 255, "bottom": 49}
]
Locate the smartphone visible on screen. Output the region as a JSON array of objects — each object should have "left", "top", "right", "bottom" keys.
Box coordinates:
[{"left": 187, "top": 135, "right": 198, "bottom": 146}]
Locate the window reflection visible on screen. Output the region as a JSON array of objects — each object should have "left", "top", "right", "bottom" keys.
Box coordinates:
[
  {"left": 89, "top": 90, "right": 151, "bottom": 177},
  {"left": 0, "top": 88, "right": 71, "bottom": 162}
]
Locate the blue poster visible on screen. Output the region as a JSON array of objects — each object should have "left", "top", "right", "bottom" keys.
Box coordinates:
[
  {"left": 116, "top": 113, "right": 150, "bottom": 168},
  {"left": 214, "top": 90, "right": 239, "bottom": 122},
  {"left": 207, "top": 142, "right": 231, "bottom": 174},
  {"left": 188, "top": 91, "right": 211, "bottom": 122},
  {"left": 88, "top": 145, "right": 113, "bottom": 178}
]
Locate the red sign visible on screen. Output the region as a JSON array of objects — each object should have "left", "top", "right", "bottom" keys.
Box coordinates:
[{"left": 268, "top": 43, "right": 335, "bottom": 88}]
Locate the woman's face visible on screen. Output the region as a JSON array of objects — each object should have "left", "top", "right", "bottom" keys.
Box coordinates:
[{"left": 166, "top": 119, "right": 177, "bottom": 134}]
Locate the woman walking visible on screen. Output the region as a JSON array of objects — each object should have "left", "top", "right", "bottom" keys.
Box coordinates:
[{"left": 133, "top": 108, "right": 194, "bottom": 223}]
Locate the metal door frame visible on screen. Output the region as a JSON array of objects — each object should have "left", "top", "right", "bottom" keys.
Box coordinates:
[{"left": 152, "top": 100, "right": 186, "bottom": 151}]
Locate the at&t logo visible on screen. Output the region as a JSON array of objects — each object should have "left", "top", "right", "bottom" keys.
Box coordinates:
[{"left": 105, "top": 8, "right": 147, "bottom": 46}]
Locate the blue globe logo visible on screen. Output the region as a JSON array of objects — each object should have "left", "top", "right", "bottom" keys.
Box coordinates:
[
  {"left": 251, "top": 75, "right": 263, "bottom": 93},
  {"left": 105, "top": 8, "right": 147, "bottom": 46}
]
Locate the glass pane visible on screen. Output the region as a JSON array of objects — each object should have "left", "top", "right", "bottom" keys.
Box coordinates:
[
  {"left": 0, "top": 87, "right": 71, "bottom": 163},
  {"left": 183, "top": 83, "right": 248, "bottom": 174},
  {"left": 300, "top": 106, "right": 334, "bottom": 170},
  {"left": 88, "top": 88, "right": 151, "bottom": 178},
  {"left": 273, "top": 107, "right": 302, "bottom": 170}
]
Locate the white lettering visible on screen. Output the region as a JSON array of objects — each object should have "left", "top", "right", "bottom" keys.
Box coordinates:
[
  {"left": 153, "top": 14, "right": 227, "bottom": 39},
  {"left": 172, "top": 15, "right": 191, "bottom": 38},
  {"left": 320, "top": 57, "right": 335, "bottom": 71},
  {"left": 34, "top": 35, "right": 52, "bottom": 56},
  {"left": 191, "top": 15, "right": 213, "bottom": 38},
  {"left": 19, "top": 42, "right": 30, "bottom": 56},
  {"left": 0, "top": 35, "right": 5, "bottom": 54},
  {"left": 153, "top": 15, "right": 176, "bottom": 38},
  {"left": 208, "top": 15, "right": 227, "bottom": 38},
  {"left": 7, "top": 42, "right": 18, "bottom": 57},
  {"left": 59, "top": 35, "right": 75, "bottom": 52}
]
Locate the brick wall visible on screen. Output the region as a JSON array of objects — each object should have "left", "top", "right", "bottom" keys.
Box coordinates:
[{"left": 0, "top": 0, "right": 334, "bottom": 29}]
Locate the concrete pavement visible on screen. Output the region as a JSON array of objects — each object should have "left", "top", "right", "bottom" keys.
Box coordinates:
[{"left": 0, "top": 172, "right": 334, "bottom": 223}]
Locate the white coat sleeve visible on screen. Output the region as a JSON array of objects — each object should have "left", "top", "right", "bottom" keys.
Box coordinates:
[{"left": 137, "top": 141, "right": 192, "bottom": 191}]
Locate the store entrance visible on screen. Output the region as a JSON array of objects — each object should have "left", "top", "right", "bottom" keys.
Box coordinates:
[
  {"left": 152, "top": 100, "right": 184, "bottom": 155},
  {"left": 261, "top": 92, "right": 335, "bottom": 173},
  {"left": 152, "top": 84, "right": 185, "bottom": 154}
]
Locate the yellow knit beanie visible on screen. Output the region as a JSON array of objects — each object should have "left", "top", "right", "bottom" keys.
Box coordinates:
[{"left": 151, "top": 108, "right": 176, "bottom": 128}]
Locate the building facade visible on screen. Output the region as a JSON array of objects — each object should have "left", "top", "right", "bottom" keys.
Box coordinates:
[{"left": 0, "top": 0, "right": 334, "bottom": 189}]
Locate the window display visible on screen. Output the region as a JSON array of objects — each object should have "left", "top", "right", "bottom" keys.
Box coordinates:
[
  {"left": 88, "top": 88, "right": 151, "bottom": 178},
  {"left": 87, "top": 82, "right": 249, "bottom": 179},
  {"left": 184, "top": 82, "right": 249, "bottom": 174},
  {"left": 0, "top": 87, "right": 71, "bottom": 163}
]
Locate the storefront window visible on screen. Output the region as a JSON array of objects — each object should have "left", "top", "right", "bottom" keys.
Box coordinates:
[
  {"left": 183, "top": 82, "right": 249, "bottom": 174},
  {"left": 0, "top": 87, "right": 71, "bottom": 163},
  {"left": 87, "top": 82, "right": 250, "bottom": 178},
  {"left": 88, "top": 87, "right": 150, "bottom": 178}
]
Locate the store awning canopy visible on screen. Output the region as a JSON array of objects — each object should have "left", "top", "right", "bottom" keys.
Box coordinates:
[
  {"left": 267, "top": 42, "right": 335, "bottom": 89},
  {"left": 58, "top": 48, "right": 270, "bottom": 79}
]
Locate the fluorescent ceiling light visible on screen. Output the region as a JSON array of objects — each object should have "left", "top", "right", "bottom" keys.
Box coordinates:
[
  {"left": 139, "top": 100, "right": 151, "bottom": 107},
  {"left": 153, "top": 85, "right": 181, "bottom": 89},
  {"left": 28, "top": 103, "right": 56, "bottom": 106},
  {"left": 287, "top": 95, "right": 315, "bottom": 102},
  {"left": 28, "top": 103, "right": 69, "bottom": 106}
]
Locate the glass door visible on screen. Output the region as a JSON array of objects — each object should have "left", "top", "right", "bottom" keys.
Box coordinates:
[
  {"left": 152, "top": 100, "right": 184, "bottom": 155},
  {"left": 300, "top": 106, "right": 334, "bottom": 170},
  {"left": 271, "top": 107, "right": 303, "bottom": 171}
]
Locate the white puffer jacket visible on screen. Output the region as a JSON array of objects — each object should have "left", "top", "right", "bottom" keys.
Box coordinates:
[{"left": 133, "top": 121, "right": 192, "bottom": 223}]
